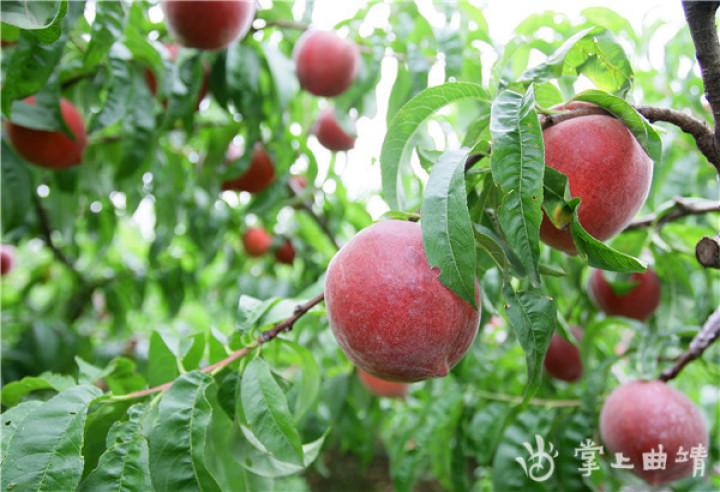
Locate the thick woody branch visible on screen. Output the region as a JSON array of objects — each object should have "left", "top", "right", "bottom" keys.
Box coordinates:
[
  {"left": 660, "top": 306, "right": 720, "bottom": 381},
  {"left": 624, "top": 197, "right": 720, "bottom": 230},
  {"left": 541, "top": 105, "right": 720, "bottom": 169},
  {"left": 119, "top": 293, "right": 326, "bottom": 399},
  {"left": 683, "top": 1, "right": 720, "bottom": 168}
]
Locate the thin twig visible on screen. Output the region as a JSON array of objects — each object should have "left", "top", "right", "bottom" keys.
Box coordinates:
[
  {"left": 117, "top": 293, "right": 326, "bottom": 400},
  {"left": 624, "top": 197, "right": 720, "bottom": 231},
  {"left": 659, "top": 306, "right": 720, "bottom": 381}
]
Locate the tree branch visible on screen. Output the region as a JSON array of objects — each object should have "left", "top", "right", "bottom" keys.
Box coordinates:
[
  {"left": 624, "top": 197, "right": 720, "bottom": 230},
  {"left": 540, "top": 105, "right": 720, "bottom": 169},
  {"left": 118, "top": 293, "right": 326, "bottom": 400},
  {"left": 288, "top": 181, "right": 341, "bottom": 251},
  {"left": 696, "top": 234, "right": 720, "bottom": 268},
  {"left": 683, "top": 0, "right": 720, "bottom": 169},
  {"left": 32, "top": 192, "right": 78, "bottom": 274},
  {"left": 659, "top": 306, "right": 720, "bottom": 381}
]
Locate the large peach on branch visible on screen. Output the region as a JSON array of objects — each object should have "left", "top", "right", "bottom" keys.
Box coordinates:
[
  {"left": 540, "top": 107, "right": 652, "bottom": 253},
  {"left": 325, "top": 220, "right": 480, "bottom": 382},
  {"left": 5, "top": 97, "right": 86, "bottom": 169}
]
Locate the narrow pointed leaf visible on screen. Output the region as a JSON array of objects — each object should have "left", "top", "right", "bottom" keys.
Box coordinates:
[
  {"left": 421, "top": 149, "right": 477, "bottom": 306},
  {"left": 241, "top": 358, "right": 303, "bottom": 465},
  {"left": 148, "top": 371, "right": 220, "bottom": 492},
  {"left": 490, "top": 88, "right": 545, "bottom": 285},
  {"left": 381, "top": 82, "right": 488, "bottom": 209}
]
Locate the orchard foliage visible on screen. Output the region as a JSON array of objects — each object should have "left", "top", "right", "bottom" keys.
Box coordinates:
[{"left": 1, "top": 1, "right": 719, "bottom": 491}]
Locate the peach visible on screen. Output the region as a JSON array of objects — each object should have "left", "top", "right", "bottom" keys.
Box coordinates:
[
  {"left": 162, "top": 0, "right": 255, "bottom": 51},
  {"left": 221, "top": 143, "right": 275, "bottom": 193},
  {"left": 600, "top": 380, "right": 708, "bottom": 485},
  {"left": 242, "top": 228, "right": 272, "bottom": 257},
  {"left": 275, "top": 239, "right": 295, "bottom": 265},
  {"left": 543, "top": 326, "right": 583, "bottom": 382},
  {"left": 588, "top": 268, "right": 661, "bottom": 321},
  {"left": 1, "top": 245, "right": 14, "bottom": 276},
  {"left": 5, "top": 97, "right": 86, "bottom": 169},
  {"left": 541, "top": 112, "right": 652, "bottom": 253},
  {"left": 325, "top": 220, "right": 480, "bottom": 382},
  {"left": 293, "top": 30, "right": 359, "bottom": 97},
  {"left": 357, "top": 368, "right": 407, "bottom": 398},
  {"left": 314, "top": 108, "right": 355, "bottom": 151}
]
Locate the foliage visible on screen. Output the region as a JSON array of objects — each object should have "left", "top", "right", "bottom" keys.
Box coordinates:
[{"left": 1, "top": 1, "right": 718, "bottom": 491}]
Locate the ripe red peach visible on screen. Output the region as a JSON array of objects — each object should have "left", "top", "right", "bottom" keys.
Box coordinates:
[
  {"left": 5, "top": 97, "right": 86, "bottom": 169},
  {"left": 314, "top": 108, "right": 355, "bottom": 151},
  {"left": 325, "top": 220, "right": 480, "bottom": 382},
  {"left": 357, "top": 368, "right": 407, "bottom": 398},
  {"left": 543, "top": 326, "right": 583, "bottom": 382},
  {"left": 600, "top": 380, "right": 708, "bottom": 485},
  {"left": 221, "top": 143, "right": 275, "bottom": 193},
  {"left": 275, "top": 239, "right": 295, "bottom": 265},
  {"left": 162, "top": 0, "right": 255, "bottom": 51},
  {"left": 293, "top": 30, "right": 359, "bottom": 97},
  {"left": 1, "top": 245, "right": 15, "bottom": 276},
  {"left": 540, "top": 110, "right": 652, "bottom": 254},
  {"left": 242, "top": 228, "right": 272, "bottom": 257},
  {"left": 588, "top": 268, "right": 661, "bottom": 321}
]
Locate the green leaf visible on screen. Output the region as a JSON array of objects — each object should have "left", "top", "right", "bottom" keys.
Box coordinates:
[
  {"left": 1, "top": 385, "right": 102, "bottom": 491},
  {"left": 1, "top": 0, "right": 67, "bottom": 43},
  {"left": 84, "top": 0, "right": 126, "bottom": 68},
  {"left": 282, "top": 340, "right": 321, "bottom": 421},
  {"left": 421, "top": 149, "right": 477, "bottom": 306},
  {"left": 1, "top": 142, "right": 32, "bottom": 232},
  {"left": 148, "top": 331, "right": 179, "bottom": 387},
  {"left": 380, "top": 82, "right": 488, "bottom": 210},
  {"left": 543, "top": 167, "right": 647, "bottom": 272},
  {"left": 490, "top": 88, "right": 545, "bottom": 285},
  {"left": 79, "top": 404, "right": 151, "bottom": 492},
  {"left": 241, "top": 358, "right": 304, "bottom": 465},
  {"left": 238, "top": 428, "right": 328, "bottom": 478},
  {"left": 564, "top": 31, "right": 633, "bottom": 97},
  {"left": 1, "top": 400, "right": 43, "bottom": 462},
  {"left": 1, "top": 33, "right": 66, "bottom": 115},
  {"left": 148, "top": 371, "right": 221, "bottom": 492},
  {"left": 1, "top": 372, "right": 76, "bottom": 408},
  {"left": 261, "top": 42, "right": 298, "bottom": 109},
  {"left": 570, "top": 204, "right": 648, "bottom": 272},
  {"left": 572, "top": 89, "right": 662, "bottom": 162},
  {"left": 503, "top": 285, "right": 557, "bottom": 397},
  {"left": 519, "top": 27, "right": 597, "bottom": 83}
]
